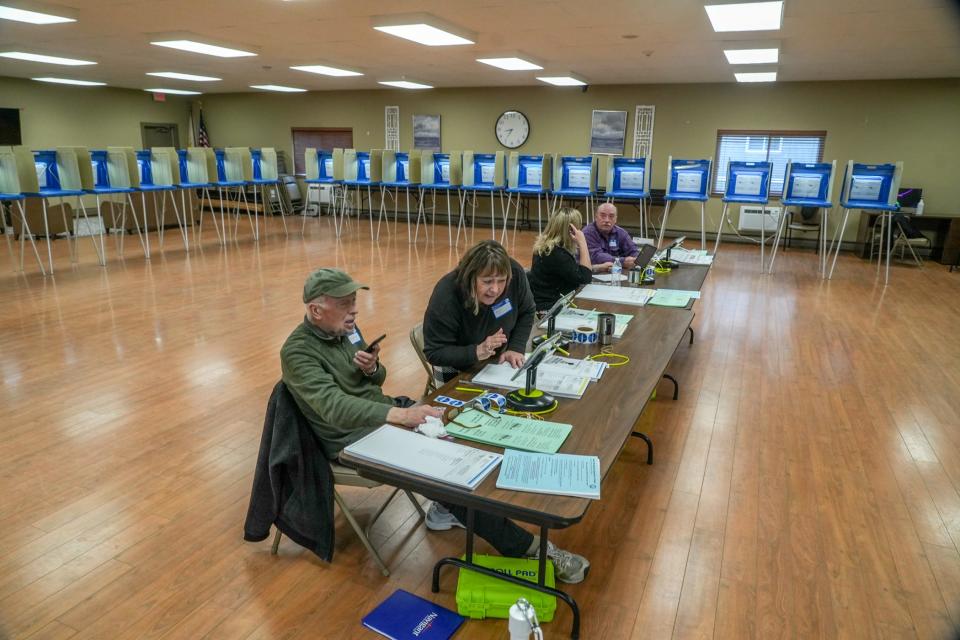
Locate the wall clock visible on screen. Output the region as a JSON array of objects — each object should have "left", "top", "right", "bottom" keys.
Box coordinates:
[{"left": 495, "top": 110, "right": 530, "bottom": 149}]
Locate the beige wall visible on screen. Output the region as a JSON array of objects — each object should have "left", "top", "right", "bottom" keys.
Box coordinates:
[
  {"left": 4, "top": 74, "right": 958, "bottom": 241},
  {"left": 0, "top": 76, "right": 191, "bottom": 150},
  {"left": 199, "top": 78, "right": 960, "bottom": 241}
]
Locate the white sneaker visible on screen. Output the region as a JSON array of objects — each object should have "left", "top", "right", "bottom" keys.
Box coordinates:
[
  {"left": 530, "top": 541, "right": 590, "bottom": 584},
  {"left": 425, "top": 502, "right": 465, "bottom": 531}
]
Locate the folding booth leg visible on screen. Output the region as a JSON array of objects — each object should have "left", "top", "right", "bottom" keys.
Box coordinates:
[
  {"left": 768, "top": 205, "right": 791, "bottom": 274},
  {"left": 405, "top": 188, "right": 411, "bottom": 243},
  {"left": 75, "top": 196, "right": 105, "bottom": 266},
  {"left": 128, "top": 193, "right": 149, "bottom": 258},
  {"left": 657, "top": 200, "right": 672, "bottom": 248},
  {"left": 367, "top": 185, "right": 374, "bottom": 241},
  {"left": 14, "top": 200, "right": 46, "bottom": 275},
  {"left": 59, "top": 202, "right": 76, "bottom": 264},
  {"left": 827, "top": 208, "right": 851, "bottom": 280},
  {"left": 275, "top": 183, "right": 289, "bottom": 236},
  {"left": 446, "top": 191, "right": 453, "bottom": 246},
  {"left": 700, "top": 201, "right": 707, "bottom": 250},
  {"left": 40, "top": 199, "right": 56, "bottom": 273},
  {"left": 713, "top": 202, "right": 729, "bottom": 255},
  {"left": 884, "top": 211, "right": 893, "bottom": 285}
]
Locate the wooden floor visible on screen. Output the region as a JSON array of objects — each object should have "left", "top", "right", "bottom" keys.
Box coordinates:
[{"left": 2, "top": 216, "right": 960, "bottom": 639}]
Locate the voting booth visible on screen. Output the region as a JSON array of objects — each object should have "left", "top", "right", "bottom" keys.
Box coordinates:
[
  {"left": 551, "top": 156, "right": 597, "bottom": 219},
  {"left": 380, "top": 150, "right": 420, "bottom": 242},
  {"left": 505, "top": 153, "right": 552, "bottom": 234},
  {"left": 829, "top": 160, "right": 903, "bottom": 283},
  {"left": 460, "top": 151, "right": 505, "bottom": 243},
  {"left": 415, "top": 151, "right": 462, "bottom": 245},
  {"left": 0, "top": 145, "right": 47, "bottom": 273},
  {"left": 768, "top": 160, "right": 837, "bottom": 277},
  {"left": 658, "top": 157, "right": 713, "bottom": 250},
  {"left": 714, "top": 160, "right": 773, "bottom": 263},
  {"left": 178, "top": 148, "right": 221, "bottom": 245},
  {"left": 135, "top": 148, "right": 187, "bottom": 250},
  {"left": 601, "top": 156, "right": 652, "bottom": 238}
]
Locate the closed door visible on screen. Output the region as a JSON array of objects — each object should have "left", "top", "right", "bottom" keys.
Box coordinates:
[
  {"left": 141, "top": 123, "right": 180, "bottom": 149},
  {"left": 292, "top": 128, "right": 354, "bottom": 175}
]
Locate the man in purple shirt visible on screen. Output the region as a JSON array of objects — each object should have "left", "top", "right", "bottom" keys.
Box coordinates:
[{"left": 582, "top": 203, "right": 640, "bottom": 272}]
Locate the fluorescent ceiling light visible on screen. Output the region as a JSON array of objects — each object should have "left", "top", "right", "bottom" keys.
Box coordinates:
[
  {"left": 735, "top": 71, "right": 777, "bottom": 82},
  {"left": 536, "top": 75, "right": 586, "bottom": 86},
  {"left": 0, "top": 4, "right": 74, "bottom": 24},
  {"left": 724, "top": 47, "right": 779, "bottom": 64},
  {"left": 33, "top": 77, "right": 104, "bottom": 86},
  {"left": 144, "top": 87, "right": 202, "bottom": 95},
  {"left": 378, "top": 80, "right": 432, "bottom": 89},
  {"left": 0, "top": 50, "right": 95, "bottom": 65},
  {"left": 477, "top": 57, "right": 543, "bottom": 71},
  {"left": 291, "top": 64, "right": 363, "bottom": 77},
  {"left": 151, "top": 39, "right": 256, "bottom": 58},
  {"left": 249, "top": 84, "right": 307, "bottom": 92},
  {"left": 147, "top": 71, "right": 221, "bottom": 82},
  {"left": 374, "top": 23, "right": 473, "bottom": 46},
  {"left": 705, "top": 1, "right": 783, "bottom": 32}
]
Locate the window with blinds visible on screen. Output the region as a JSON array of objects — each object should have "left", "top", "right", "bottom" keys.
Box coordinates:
[{"left": 713, "top": 130, "right": 826, "bottom": 196}]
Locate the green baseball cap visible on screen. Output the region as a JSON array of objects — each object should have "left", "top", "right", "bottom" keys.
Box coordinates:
[{"left": 302, "top": 268, "right": 369, "bottom": 302}]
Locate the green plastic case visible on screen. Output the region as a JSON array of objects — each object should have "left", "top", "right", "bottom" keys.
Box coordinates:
[{"left": 455, "top": 554, "right": 558, "bottom": 621}]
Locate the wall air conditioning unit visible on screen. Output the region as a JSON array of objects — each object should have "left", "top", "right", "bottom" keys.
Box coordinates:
[{"left": 737, "top": 205, "right": 782, "bottom": 232}]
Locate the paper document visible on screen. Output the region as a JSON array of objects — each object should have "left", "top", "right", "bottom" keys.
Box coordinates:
[
  {"left": 655, "top": 288, "right": 700, "bottom": 299},
  {"left": 538, "top": 353, "right": 607, "bottom": 381},
  {"left": 648, "top": 290, "right": 692, "bottom": 307},
  {"left": 791, "top": 175, "right": 821, "bottom": 199},
  {"left": 576, "top": 283, "right": 655, "bottom": 307},
  {"left": 525, "top": 167, "right": 542, "bottom": 185},
  {"left": 324, "top": 158, "right": 333, "bottom": 175},
  {"left": 440, "top": 164, "right": 450, "bottom": 182},
  {"left": 850, "top": 176, "right": 882, "bottom": 201},
  {"left": 480, "top": 164, "right": 495, "bottom": 183},
  {"left": 471, "top": 363, "right": 591, "bottom": 399},
  {"left": 734, "top": 173, "right": 763, "bottom": 196},
  {"left": 540, "top": 308, "right": 633, "bottom": 338},
  {"left": 675, "top": 171, "right": 702, "bottom": 194},
  {"left": 496, "top": 449, "right": 601, "bottom": 499},
  {"left": 567, "top": 168, "right": 591, "bottom": 189},
  {"left": 619, "top": 170, "right": 645, "bottom": 190},
  {"left": 445, "top": 408, "right": 572, "bottom": 454},
  {"left": 593, "top": 273, "right": 627, "bottom": 283},
  {"left": 343, "top": 425, "right": 502, "bottom": 490},
  {"left": 669, "top": 248, "right": 714, "bottom": 265},
  {"left": 400, "top": 160, "right": 409, "bottom": 177}
]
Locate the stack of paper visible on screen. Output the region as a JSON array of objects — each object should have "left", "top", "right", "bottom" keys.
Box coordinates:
[
  {"left": 669, "top": 247, "right": 714, "bottom": 265},
  {"left": 647, "top": 289, "right": 693, "bottom": 307},
  {"left": 575, "top": 283, "right": 655, "bottom": 307},
  {"left": 592, "top": 273, "right": 627, "bottom": 283},
  {"left": 444, "top": 408, "right": 572, "bottom": 453},
  {"left": 539, "top": 353, "right": 607, "bottom": 381},
  {"left": 343, "top": 425, "right": 502, "bottom": 490},
  {"left": 471, "top": 362, "right": 591, "bottom": 399},
  {"left": 496, "top": 449, "right": 601, "bottom": 499},
  {"left": 539, "top": 308, "right": 634, "bottom": 339}
]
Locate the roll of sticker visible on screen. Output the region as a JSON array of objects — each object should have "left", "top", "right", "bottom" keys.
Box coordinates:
[
  {"left": 473, "top": 392, "right": 507, "bottom": 413},
  {"left": 572, "top": 326, "right": 599, "bottom": 344}
]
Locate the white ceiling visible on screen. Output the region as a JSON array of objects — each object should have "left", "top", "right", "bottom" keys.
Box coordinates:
[{"left": 1, "top": 0, "right": 959, "bottom": 93}]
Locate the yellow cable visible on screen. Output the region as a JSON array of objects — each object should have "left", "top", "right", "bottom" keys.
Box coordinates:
[{"left": 586, "top": 347, "right": 630, "bottom": 367}]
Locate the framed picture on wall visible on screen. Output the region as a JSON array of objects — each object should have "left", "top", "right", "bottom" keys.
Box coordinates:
[
  {"left": 589, "top": 110, "right": 627, "bottom": 155},
  {"left": 413, "top": 114, "right": 441, "bottom": 151}
]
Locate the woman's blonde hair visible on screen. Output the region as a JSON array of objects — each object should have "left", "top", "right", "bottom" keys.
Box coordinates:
[
  {"left": 533, "top": 207, "right": 583, "bottom": 257},
  {"left": 455, "top": 240, "right": 512, "bottom": 314}
]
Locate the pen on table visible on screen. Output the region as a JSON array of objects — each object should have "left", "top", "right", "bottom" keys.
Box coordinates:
[{"left": 455, "top": 386, "right": 485, "bottom": 393}]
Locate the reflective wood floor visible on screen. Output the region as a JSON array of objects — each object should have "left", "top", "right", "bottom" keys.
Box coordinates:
[{"left": 2, "top": 216, "right": 960, "bottom": 639}]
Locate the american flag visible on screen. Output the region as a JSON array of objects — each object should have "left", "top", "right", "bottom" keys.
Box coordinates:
[{"left": 197, "top": 109, "right": 210, "bottom": 147}]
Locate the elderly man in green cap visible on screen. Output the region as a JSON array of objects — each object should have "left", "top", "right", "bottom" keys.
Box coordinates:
[
  {"left": 279, "top": 267, "right": 591, "bottom": 585},
  {"left": 281, "top": 268, "right": 444, "bottom": 459}
]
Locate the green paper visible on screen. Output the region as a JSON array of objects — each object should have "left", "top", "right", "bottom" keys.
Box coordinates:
[
  {"left": 445, "top": 408, "right": 573, "bottom": 454},
  {"left": 647, "top": 290, "right": 691, "bottom": 307}
]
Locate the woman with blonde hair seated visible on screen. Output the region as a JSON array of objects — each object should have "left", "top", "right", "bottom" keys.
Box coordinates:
[{"left": 527, "top": 207, "right": 601, "bottom": 311}]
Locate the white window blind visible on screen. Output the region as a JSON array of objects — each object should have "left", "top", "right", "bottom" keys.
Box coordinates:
[{"left": 713, "top": 130, "right": 825, "bottom": 195}]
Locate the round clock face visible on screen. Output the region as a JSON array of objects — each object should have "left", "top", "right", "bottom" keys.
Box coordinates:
[{"left": 495, "top": 110, "right": 530, "bottom": 149}]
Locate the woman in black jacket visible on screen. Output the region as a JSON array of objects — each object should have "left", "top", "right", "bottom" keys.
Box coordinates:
[
  {"left": 422, "top": 239, "right": 536, "bottom": 386},
  {"left": 527, "top": 207, "right": 599, "bottom": 311}
]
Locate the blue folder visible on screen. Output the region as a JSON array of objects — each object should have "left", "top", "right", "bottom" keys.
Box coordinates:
[{"left": 362, "top": 589, "right": 464, "bottom": 639}]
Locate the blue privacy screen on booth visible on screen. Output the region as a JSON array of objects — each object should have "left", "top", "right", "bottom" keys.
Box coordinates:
[
  {"left": 722, "top": 160, "right": 772, "bottom": 204},
  {"left": 839, "top": 161, "right": 901, "bottom": 211},
  {"left": 782, "top": 161, "right": 834, "bottom": 208},
  {"left": 554, "top": 156, "right": 593, "bottom": 196},
  {"left": 665, "top": 158, "right": 711, "bottom": 201},
  {"left": 606, "top": 157, "right": 651, "bottom": 198}
]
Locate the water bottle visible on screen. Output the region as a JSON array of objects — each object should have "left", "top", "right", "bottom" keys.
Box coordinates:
[{"left": 611, "top": 258, "right": 622, "bottom": 287}]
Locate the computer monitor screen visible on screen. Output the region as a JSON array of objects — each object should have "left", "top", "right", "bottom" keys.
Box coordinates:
[
  {"left": 897, "top": 187, "right": 922, "bottom": 209},
  {"left": 0, "top": 108, "right": 22, "bottom": 145}
]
